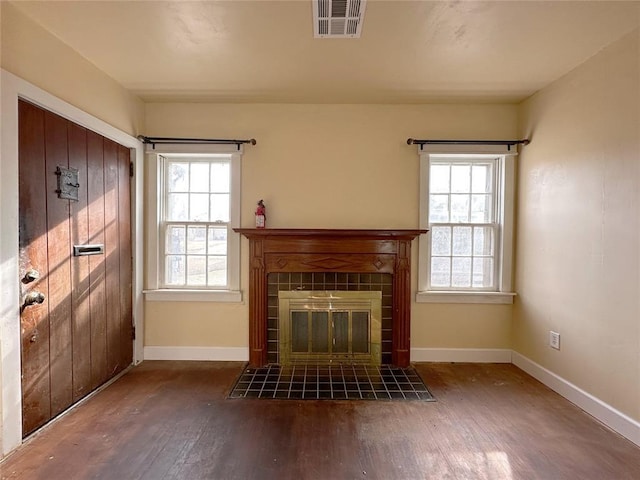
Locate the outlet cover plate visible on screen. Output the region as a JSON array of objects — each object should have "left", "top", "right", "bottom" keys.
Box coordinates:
[{"left": 550, "top": 331, "right": 560, "bottom": 350}]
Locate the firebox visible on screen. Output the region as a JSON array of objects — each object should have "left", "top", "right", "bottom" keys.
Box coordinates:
[{"left": 278, "top": 291, "right": 382, "bottom": 365}]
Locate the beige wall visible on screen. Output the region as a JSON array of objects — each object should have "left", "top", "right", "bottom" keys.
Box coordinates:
[
  {"left": 144, "top": 103, "right": 517, "bottom": 351},
  {"left": 0, "top": 2, "right": 144, "bottom": 136},
  {"left": 515, "top": 29, "right": 639, "bottom": 421}
]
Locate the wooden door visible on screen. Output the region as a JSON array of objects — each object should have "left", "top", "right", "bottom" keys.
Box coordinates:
[{"left": 18, "top": 100, "right": 133, "bottom": 437}]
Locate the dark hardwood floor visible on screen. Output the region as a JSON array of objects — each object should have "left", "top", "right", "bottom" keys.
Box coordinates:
[{"left": 1, "top": 361, "right": 639, "bottom": 480}]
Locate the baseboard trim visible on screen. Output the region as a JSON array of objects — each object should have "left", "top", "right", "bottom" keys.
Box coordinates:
[
  {"left": 411, "top": 348, "right": 512, "bottom": 363},
  {"left": 512, "top": 351, "right": 640, "bottom": 447},
  {"left": 144, "top": 346, "right": 249, "bottom": 362}
]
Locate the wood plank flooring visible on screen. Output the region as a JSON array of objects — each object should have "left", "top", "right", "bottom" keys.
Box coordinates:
[{"left": 1, "top": 361, "right": 639, "bottom": 480}]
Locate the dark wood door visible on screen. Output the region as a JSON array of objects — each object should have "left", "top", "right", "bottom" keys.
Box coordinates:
[{"left": 18, "top": 100, "right": 133, "bottom": 437}]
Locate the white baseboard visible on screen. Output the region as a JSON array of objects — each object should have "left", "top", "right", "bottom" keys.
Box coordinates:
[
  {"left": 411, "top": 348, "right": 512, "bottom": 363},
  {"left": 512, "top": 351, "right": 640, "bottom": 447},
  {"left": 144, "top": 346, "right": 249, "bottom": 362}
]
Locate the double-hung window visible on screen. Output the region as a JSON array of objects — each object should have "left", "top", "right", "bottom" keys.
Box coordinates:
[
  {"left": 417, "top": 145, "right": 516, "bottom": 304},
  {"left": 163, "top": 156, "right": 231, "bottom": 287},
  {"left": 145, "top": 145, "right": 242, "bottom": 302}
]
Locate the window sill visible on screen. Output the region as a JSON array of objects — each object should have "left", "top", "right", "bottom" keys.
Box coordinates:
[
  {"left": 143, "top": 289, "right": 243, "bottom": 303},
  {"left": 415, "top": 291, "right": 516, "bottom": 305}
]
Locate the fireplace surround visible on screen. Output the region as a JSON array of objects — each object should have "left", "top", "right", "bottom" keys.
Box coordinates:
[{"left": 234, "top": 229, "right": 426, "bottom": 367}]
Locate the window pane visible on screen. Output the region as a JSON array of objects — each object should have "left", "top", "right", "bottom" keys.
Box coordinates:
[
  {"left": 452, "top": 257, "right": 472, "bottom": 287},
  {"left": 208, "top": 227, "right": 228, "bottom": 255},
  {"left": 190, "top": 163, "right": 209, "bottom": 193},
  {"left": 207, "top": 256, "right": 227, "bottom": 286},
  {"left": 430, "top": 164, "right": 450, "bottom": 193},
  {"left": 168, "top": 162, "right": 188, "bottom": 192},
  {"left": 189, "top": 193, "right": 209, "bottom": 221},
  {"left": 187, "top": 226, "right": 207, "bottom": 254},
  {"left": 429, "top": 195, "right": 449, "bottom": 223},
  {"left": 431, "top": 257, "right": 451, "bottom": 287},
  {"left": 473, "top": 257, "right": 494, "bottom": 288},
  {"left": 451, "top": 165, "right": 470, "bottom": 193},
  {"left": 165, "top": 255, "right": 185, "bottom": 285},
  {"left": 210, "top": 162, "right": 230, "bottom": 193},
  {"left": 166, "top": 226, "right": 185, "bottom": 254},
  {"left": 187, "top": 256, "right": 206, "bottom": 286},
  {"left": 167, "top": 193, "right": 188, "bottom": 221},
  {"left": 473, "top": 227, "right": 494, "bottom": 256},
  {"left": 450, "top": 194, "right": 470, "bottom": 222},
  {"left": 471, "top": 194, "right": 492, "bottom": 223},
  {"left": 471, "top": 164, "right": 491, "bottom": 193},
  {"left": 431, "top": 226, "right": 451, "bottom": 256},
  {"left": 452, "top": 226, "right": 472, "bottom": 255},
  {"left": 210, "top": 193, "right": 230, "bottom": 222}
]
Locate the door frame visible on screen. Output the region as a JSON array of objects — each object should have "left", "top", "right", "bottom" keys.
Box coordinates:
[{"left": 0, "top": 69, "right": 144, "bottom": 455}]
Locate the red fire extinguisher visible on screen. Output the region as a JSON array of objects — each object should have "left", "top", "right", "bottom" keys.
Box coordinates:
[{"left": 255, "top": 199, "right": 266, "bottom": 228}]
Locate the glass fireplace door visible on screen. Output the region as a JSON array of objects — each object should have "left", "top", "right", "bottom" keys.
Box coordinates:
[
  {"left": 290, "top": 310, "right": 370, "bottom": 357},
  {"left": 280, "top": 291, "right": 381, "bottom": 365}
]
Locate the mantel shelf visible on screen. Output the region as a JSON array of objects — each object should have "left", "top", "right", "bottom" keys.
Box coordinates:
[{"left": 234, "top": 228, "right": 427, "bottom": 239}]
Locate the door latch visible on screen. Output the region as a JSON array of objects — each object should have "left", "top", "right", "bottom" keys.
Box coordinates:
[
  {"left": 22, "top": 269, "right": 40, "bottom": 283},
  {"left": 22, "top": 291, "right": 45, "bottom": 309}
]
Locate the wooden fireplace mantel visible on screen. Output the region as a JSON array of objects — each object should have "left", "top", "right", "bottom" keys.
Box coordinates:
[{"left": 234, "top": 228, "right": 427, "bottom": 367}]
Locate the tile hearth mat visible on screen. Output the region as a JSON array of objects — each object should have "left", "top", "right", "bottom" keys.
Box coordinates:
[{"left": 228, "top": 364, "right": 435, "bottom": 401}]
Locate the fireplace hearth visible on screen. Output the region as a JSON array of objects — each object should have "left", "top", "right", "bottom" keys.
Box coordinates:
[{"left": 234, "top": 229, "right": 427, "bottom": 367}]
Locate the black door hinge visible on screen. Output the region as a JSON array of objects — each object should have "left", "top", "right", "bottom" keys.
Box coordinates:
[
  {"left": 131, "top": 325, "right": 136, "bottom": 341},
  {"left": 129, "top": 161, "right": 134, "bottom": 177}
]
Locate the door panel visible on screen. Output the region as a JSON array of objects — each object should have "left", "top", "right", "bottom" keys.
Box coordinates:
[
  {"left": 18, "top": 101, "right": 51, "bottom": 434},
  {"left": 104, "top": 139, "right": 121, "bottom": 378},
  {"left": 118, "top": 146, "right": 134, "bottom": 369},
  {"left": 69, "top": 122, "right": 92, "bottom": 402},
  {"left": 44, "top": 111, "right": 74, "bottom": 418},
  {"left": 18, "top": 100, "right": 133, "bottom": 436},
  {"left": 86, "top": 131, "right": 109, "bottom": 390}
]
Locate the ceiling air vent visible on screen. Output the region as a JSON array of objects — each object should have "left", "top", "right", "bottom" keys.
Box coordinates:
[{"left": 313, "top": 0, "right": 367, "bottom": 38}]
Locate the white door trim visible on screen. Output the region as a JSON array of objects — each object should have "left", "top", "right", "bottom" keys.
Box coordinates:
[{"left": 0, "top": 69, "right": 144, "bottom": 456}]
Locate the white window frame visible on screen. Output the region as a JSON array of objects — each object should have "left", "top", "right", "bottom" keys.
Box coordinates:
[
  {"left": 416, "top": 143, "right": 516, "bottom": 304},
  {"left": 144, "top": 143, "right": 242, "bottom": 302}
]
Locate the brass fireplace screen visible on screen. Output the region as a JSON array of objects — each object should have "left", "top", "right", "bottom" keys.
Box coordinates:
[{"left": 278, "top": 291, "right": 382, "bottom": 366}]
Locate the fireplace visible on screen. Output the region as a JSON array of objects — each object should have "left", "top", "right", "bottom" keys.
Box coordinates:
[{"left": 234, "top": 229, "right": 426, "bottom": 367}]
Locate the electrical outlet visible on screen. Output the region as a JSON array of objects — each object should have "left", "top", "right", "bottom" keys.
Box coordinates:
[{"left": 549, "top": 331, "right": 560, "bottom": 350}]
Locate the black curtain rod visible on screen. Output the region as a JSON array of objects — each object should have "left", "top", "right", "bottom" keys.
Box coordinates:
[
  {"left": 407, "top": 138, "right": 530, "bottom": 150},
  {"left": 138, "top": 135, "right": 257, "bottom": 150}
]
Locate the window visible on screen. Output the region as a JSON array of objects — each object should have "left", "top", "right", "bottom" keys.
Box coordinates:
[
  {"left": 163, "top": 157, "right": 231, "bottom": 287},
  {"left": 417, "top": 145, "right": 516, "bottom": 304},
  {"left": 145, "top": 145, "right": 241, "bottom": 302},
  {"left": 429, "top": 157, "right": 497, "bottom": 289}
]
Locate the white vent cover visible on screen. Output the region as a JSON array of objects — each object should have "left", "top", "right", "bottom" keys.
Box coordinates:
[{"left": 313, "top": 0, "right": 367, "bottom": 38}]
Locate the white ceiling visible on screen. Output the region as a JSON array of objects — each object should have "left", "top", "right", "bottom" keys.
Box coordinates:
[{"left": 10, "top": 0, "right": 640, "bottom": 104}]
